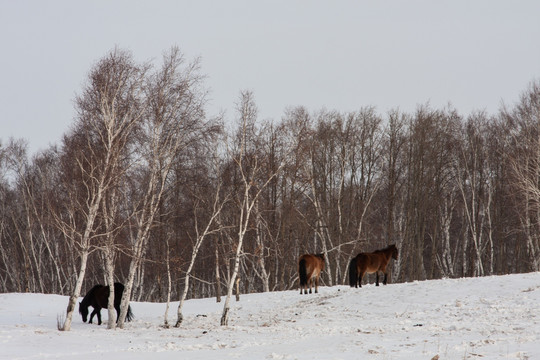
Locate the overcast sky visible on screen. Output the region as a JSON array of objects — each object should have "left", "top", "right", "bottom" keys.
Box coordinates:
[{"left": 1, "top": 0, "right": 540, "bottom": 155}]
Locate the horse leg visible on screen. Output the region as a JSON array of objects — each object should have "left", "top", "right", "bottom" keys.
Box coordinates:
[
  {"left": 306, "top": 269, "right": 312, "bottom": 294},
  {"left": 314, "top": 275, "right": 319, "bottom": 294},
  {"left": 96, "top": 309, "right": 102, "bottom": 325},
  {"left": 115, "top": 304, "right": 120, "bottom": 323},
  {"left": 375, "top": 271, "right": 380, "bottom": 286},
  {"left": 299, "top": 258, "right": 308, "bottom": 295},
  {"left": 89, "top": 308, "right": 99, "bottom": 324},
  {"left": 358, "top": 271, "right": 364, "bottom": 288},
  {"left": 383, "top": 270, "right": 388, "bottom": 285}
]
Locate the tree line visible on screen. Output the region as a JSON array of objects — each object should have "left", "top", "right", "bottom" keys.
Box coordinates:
[{"left": 1, "top": 47, "right": 539, "bottom": 327}]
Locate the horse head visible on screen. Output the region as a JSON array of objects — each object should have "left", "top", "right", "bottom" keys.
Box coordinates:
[
  {"left": 390, "top": 244, "right": 399, "bottom": 260},
  {"left": 79, "top": 302, "right": 88, "bottom": 323}
]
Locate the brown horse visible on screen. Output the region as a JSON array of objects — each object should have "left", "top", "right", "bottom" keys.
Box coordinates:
[
  {"left": 298, "top": 253, "right": 325, "bottom": 294},
  {"left": 349, "top": 244, "right": 398, "bottom": 288}
]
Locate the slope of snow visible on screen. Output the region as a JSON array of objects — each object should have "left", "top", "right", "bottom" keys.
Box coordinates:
[{"left": 1, "top": 273, "right": 539, "bottom": 359}]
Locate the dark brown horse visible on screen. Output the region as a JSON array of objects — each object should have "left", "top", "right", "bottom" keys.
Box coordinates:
[
  {"left": 349, "top": 244, "right": 398, "bottom": 288},
  {"left": 79, "top": 283, "right": 134, "bottom": 325},
  {"left": 298, "top": 253, "right": 325, "bottom": 294}
]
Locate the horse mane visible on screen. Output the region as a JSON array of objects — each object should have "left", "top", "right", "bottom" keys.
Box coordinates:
[
  {"left": 374, "top": 244, "right": 396, "bottom": 253},
  {"left": 316, "top": 253, "right": 325, "bottom": 260},
  {"left": 80, "top": 284, "right": 104, "bottom": 306}
]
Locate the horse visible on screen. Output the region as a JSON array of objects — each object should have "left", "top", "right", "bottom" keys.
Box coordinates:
[
  {"left": 79, "top": 282, "right": 134, "bottom": 325},
  {"left": 349, "top": 244, "right": 398, "bottom": 288},
  {"left": 298, "top": 253, "right": 325, "bottom": 294}
]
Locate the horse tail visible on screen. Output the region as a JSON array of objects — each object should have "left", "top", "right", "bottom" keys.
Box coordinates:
[
  {"left": 349, "top": 256, "right": 358, "bottom": 287},
  {"left": 126, "top": 305, "right": 134, "bottom": 322},
  {"left": 112, "top": 282, "right": 134, "bottom": 322},
  {"left": 299, "top": 258, "right": 308, "bottom": 287}
]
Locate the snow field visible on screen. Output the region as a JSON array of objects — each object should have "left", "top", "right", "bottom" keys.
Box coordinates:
[{"left": 0, "top": 272, "right": 539, "bottom": 359}]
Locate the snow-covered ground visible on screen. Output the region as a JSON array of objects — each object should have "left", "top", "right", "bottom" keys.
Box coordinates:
[{"left": 1, "top": 273, "right": 539, "bottom": 359}]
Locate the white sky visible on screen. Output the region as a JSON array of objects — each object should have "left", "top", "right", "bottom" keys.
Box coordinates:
[{"left": 1, "top": 0, "right": 540, "bottom": 155}]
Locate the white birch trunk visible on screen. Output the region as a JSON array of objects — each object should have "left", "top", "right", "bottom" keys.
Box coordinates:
[
  {"left": 63, "top": 191, "right": 103, "bottom": 331},
  {"left": 62, "top": 249, "right": 89, "bottom": 331},
  {"left": 117, "top": 224, "right": 149, "bottom": 328},
  {"left": 308, "top": 156, "right": 333, "bottom": 286},
  {"left": 215, "top": 245, "right": 222, "bottom": 303},
  {"left": 175, "top": 235, "right": 207, "bottom": 326},
  {"left": 163, "top": 236, "right": 172, "bottom": 328},
  {"left": 176, "top": 182, "right": 226, "bottom": 326},
  {"left": 105, "top": 250, "right": 116, "bottom": 329},
  {"left": 438, "top": 196, "right": 455, "bottom": 277},
  {"left": 220, "top": 220, "right": 245, "bottom": 326},
  {"left": 254, "top": 202, "right": 270, "bottom": 292}
]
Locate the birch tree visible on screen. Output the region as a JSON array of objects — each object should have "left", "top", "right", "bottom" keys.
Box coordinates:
[
  {"left": 381, "top": 110, "right": 408, "bottom": 281},
  {"left": 401, "top": 106, "right": 458, "bottom": 281},
  {"left": 117, "top": 47, "right": 210, "bottom": 327},
  {"left": 300, "top": 109, "right": 383, "bottom": 285},
  {"left": 453, "top": 113, "right": 494, "bottom": 276},
  {"left": 341, "top": 109, "right": 384, "bottom": 282},
  {"left": 220, "top": 91, "right": 288, "bottom": 326},
  {"left": 58, "top": 48, "right": 146, "bottom": 331},
  {"left": 503, "top": 81, "right": 540, "bottom": 271},
  {"left": 174, "top": 156, "right": 228, "bottom": 326},
  {"left": 100, "top": 187, "right": 123, "bottom": 329}
]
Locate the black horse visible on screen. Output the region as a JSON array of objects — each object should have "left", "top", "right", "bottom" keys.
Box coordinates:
[{"left": 79, "top": 282, "right": 134, "bottom": 325}]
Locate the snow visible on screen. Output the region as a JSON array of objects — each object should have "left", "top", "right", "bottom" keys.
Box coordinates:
[{"left": 1, "top": 273, "right": 539, "bottom": 359}]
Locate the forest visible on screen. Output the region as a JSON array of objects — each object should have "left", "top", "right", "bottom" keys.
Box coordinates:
[{"left": 1, "top": 47, "right": 539, "bottom": 326}]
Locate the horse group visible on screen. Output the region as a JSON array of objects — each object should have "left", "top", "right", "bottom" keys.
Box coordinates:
[
  {"left": 298, "top": 244, "right": 399, "bottom": 294},
  {"left": 79, "top": 244, "right": 398, "bottom": 325}
]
